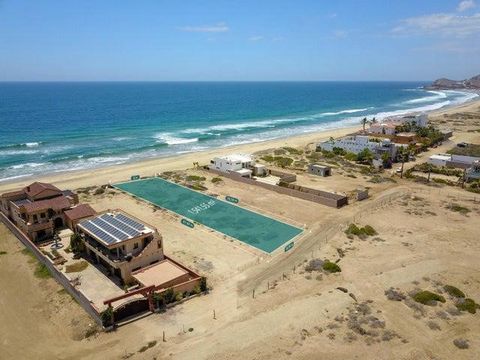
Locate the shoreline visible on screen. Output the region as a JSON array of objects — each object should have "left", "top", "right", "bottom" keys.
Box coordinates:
[{"left": 1, "top": 96, "right": 479, "bottom": 193}]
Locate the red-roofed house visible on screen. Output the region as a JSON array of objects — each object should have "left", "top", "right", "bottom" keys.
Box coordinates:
[{"left": 0, "top": 182, "right": 79, "bottom": 242}]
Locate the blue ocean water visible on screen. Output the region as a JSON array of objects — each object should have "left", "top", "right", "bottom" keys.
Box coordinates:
[{"left": 0, "top": 82, "right": 477, "bottom": 181}]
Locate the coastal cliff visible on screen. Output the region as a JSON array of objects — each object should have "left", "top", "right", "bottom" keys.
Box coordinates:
[{"left": 425, "top": 74, "right": 480, "bottom": 90}]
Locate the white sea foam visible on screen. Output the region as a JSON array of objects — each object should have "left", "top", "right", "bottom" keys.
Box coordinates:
[
  {"left": 154, "top": 133, "right": 199, "bottom": 145},
  {"left": 9, "top": 162, "right": 46, "bottom": 170},
  {"left": 0, "top": 173, "right": 34, "bottom": 182},
  {"left": 404, "top": 91, "right": 447, "bottom": 104}
]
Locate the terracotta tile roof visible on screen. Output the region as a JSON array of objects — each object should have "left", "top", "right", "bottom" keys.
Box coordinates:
[
  {"left": 20, "top": 195, "right": 71, "bottom": 213},
  {"left": 0, "top": 189, "right": 26, "bottom": 198},
  {"left": 24, "top": 182, "right": 61, "bottom": 198},
  {"left": 64, "top": 204, "right": 96, "bottom": 221}
]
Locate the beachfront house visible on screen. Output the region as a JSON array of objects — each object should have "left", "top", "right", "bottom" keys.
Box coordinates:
[
  {"left": 0, "top": 182, "right": 79, "bottom": 242},
  {"left": 368, "top": 122, "right": 398, "bottom": 135},
  {"left": 318, "top": 135, "right": 396, "bottom": 158},
  {"left": 77, "top": 211, "right": 165, "bottom": 283},
  {"left": 209, "top": 154, "right": 255, "bottom": 177}
]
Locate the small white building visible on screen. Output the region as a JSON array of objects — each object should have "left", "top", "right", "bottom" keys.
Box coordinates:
[
  {"left": 427, "top": 154, "right": 452, "bottom": 167},
  {"left": 308, "top": 164, "right": 331, "bottom": 177},
  {"left": 209, "top": 154, "right": 255, "bottom": 177},
  {"left": 318, "top": 135, "right": 395, "bottom": 156},
  {"left": 401, "top": 113, "right": 429, "bottom": 128}
]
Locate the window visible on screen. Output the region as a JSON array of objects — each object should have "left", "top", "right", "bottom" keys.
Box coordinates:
[
  {"left": 133, "top": 242, "right": 138, "bottom": 250},
  {"left": 40, "top": 213, "right": 46, "bottom": 218},
  {"left": 33, "top": 214, "right": 38, "bottom": 223},
  {"left": 157, "top": 240, "right": 162, "bottom": 249}
]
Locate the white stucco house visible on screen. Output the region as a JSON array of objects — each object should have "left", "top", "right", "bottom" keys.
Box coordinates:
[
  {"left": 318, "top": 135, "right": 396, "bottom": 157},
  {"left": 209, "top": 154, "right": 255, "bottom": 177}
]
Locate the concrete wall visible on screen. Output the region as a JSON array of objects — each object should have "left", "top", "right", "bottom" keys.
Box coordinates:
[
  {"left": 0, "top": 213, "right": 102, "bottom": 324},
  {"left": 208, "top": 168, "right": 347, "bottom": 208}
]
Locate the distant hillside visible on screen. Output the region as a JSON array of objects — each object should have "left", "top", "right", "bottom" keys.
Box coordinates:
[{"left": 425, "top": 74, "right": 480, "bottom": 90}]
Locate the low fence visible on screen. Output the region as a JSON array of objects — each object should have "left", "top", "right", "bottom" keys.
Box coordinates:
[
  {"left": 207, "top": 169, "right": 348, "bottom": 208},
  {"left": 0, "top": 213, "right": 102, "bottom": 325}
]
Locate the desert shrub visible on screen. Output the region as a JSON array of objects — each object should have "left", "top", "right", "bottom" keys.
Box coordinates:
[
  {"left": 453, "top": 338, "right": 469, "bottom": 349},
  {"left": 261, "top": 155, "right": 275, "bottom": 162},
  {"left": 363, "top": 225, "right": 377, "bottom": 236},
  {"left": 190, "top": 183, "right": 208, "bottom": 191},
  {"left": 211, "top": 177, "right": 223, "bottom": 183},
  {"left": 305, "top": 259, "right": 324, "bottom": 272},
  {"left": 345, "top": 224, "right": 362, "bottom": 236},
  {"left": 0, "top": 251, "right": 7, "bottom": 255},
  {"left": 274, "top": 149, "right": 286, "bottom": 155},
  {"left": 446, "top": 203, "right": 470, "bottom": 215},
  {"left": 34, "top": 263, "right": 52, "bottom": 279},
  {"left": 138, "top": 340, "right": 157, "bottom": 353},
  {"left": 345, "top": 224, "right": 377, "bottom": 238},
  {"left": 100, "top": 307, "right": 113, "bottom": 327},
  {"left": 186, "top": 175, "right": 206, "bottom": 181},
  {"left": 427, "top": 320, "right": 441, "bottom": 331},
  {"left": 93, "top": 187, "right": 105, "bottom": 195},
  {"left": 283, "top": 146, "right": 303, "bottom": 155},
  {"left": 332, "top": 147, "right": 346, "bottom": 156},
  {"left": 384, "top": 288, "right": 406, "bottom": 301},
  {"left": 412, "top": 290, "right": 445, "bottom": 305},
  {"left": 323, "top": 260, "right": 341, "bottom": 273},
  {"left": 274, "top": 156, "right": 294, "bottom": 168},
  {"left": 65, "top": 261, "right": 88, "bottom": 273},
  {"left": 200, "top": 276, "right": 208, "bottom": 292},
  {"left": 344, "top": 152, "right": 358, "bottom": 161},
  {"left": 443, "top": 285, "right": 465, "bottom": 298},
  {"left": 455, "top": 298, "right": 478, "bottom": 314}
]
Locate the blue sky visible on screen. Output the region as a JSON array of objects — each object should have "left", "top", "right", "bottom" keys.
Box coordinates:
[{"left": 0, "top": 0, "right": 479, "bottom": 81}]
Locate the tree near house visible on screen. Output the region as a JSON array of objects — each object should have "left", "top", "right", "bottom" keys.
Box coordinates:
[
  {"left": 357, "top": 148, "right": 374, "bottom": 164},
  {"left": 361, "top": 117, "right": 368, "bottom": 131}
]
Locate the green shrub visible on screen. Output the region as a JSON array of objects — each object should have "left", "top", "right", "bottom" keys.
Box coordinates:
[
  {"left": 456, "top": 298, "right": 478, "bottom": 314},
  {"left": 282, "top": 146, "right": 303, "bottom": 155},
  {"left": 274, "top": 156, "right": 294, "bottom": 168},
  {"left": 446, "top": 204, "right": 470, "bottom": 215},
  {"left": 211, "top": 177, "right": 223, "bottom": 183},
  {"left": 345, "top": 224, "right": 377, "bottom": 238},
  {"left": 186, "top": 175, "right": 206, "bottom": 181},
  {"left": 70, "top": 233, "right": 84, "bottom": 254},
  {"left": 163, "top": 288, "right": 175, "bottom": 304},
  {"left": 444, "top": 285, "right": 465, "bottom": 298},
  {"left": 261, "top": 155, "right": 275, "bottom": 162},
  {"left": 363, "top": 225, "right": 377, "bottom": 236},
  {"left": 34, "top": 263, "right": 52, "bottom": 279},
  {"left": 94, "top": 187, "right": 105, "bottom": 195},
  {"left": 200, "top": 276, "right": 208, "bottom": 292},
  {"left": 323, "top": 260, "right": 341, "bottom": 273},
  {"left": 412, "top": 290, "right": 446, "bottom": 305},
  {"left": 100, "top": 307, "right": 114, "bottom": 327},
  {"left": 344, "top": 152, "right": 358, "bottom": 161},
  {"left": 190, "top": 183, "right": 208, "bottom": 191},
  {"left": 0, "top": 251, "right": 7, "bottom": 255}
]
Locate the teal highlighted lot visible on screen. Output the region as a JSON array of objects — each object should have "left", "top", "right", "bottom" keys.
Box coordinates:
[{"left": 115, "top": 177, "right": 303, "bottom": 253}]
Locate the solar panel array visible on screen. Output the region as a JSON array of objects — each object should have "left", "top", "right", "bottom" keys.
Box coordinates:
[{"left": 79, "top": 213, "right": 148, "bottom": 245}]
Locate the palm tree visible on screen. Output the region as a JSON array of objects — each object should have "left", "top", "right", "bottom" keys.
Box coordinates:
[
  {"left": 368, "top": 117, "right": 378, "bottom": 126},
  {"left": 361, "top": 117, "right": 368, "bottom": 131}
]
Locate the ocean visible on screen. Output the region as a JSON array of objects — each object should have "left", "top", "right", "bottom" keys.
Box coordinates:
[{"left": 0, "top": 82, "right": 477, "bottom": 182}]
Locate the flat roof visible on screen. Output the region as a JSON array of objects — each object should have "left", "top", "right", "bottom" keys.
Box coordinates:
[
  {"left": 430, "top": 154, "right": 452, "bottom": 161},
  {"left": 78, "top": 212, "right": 153, "bottom": 246},
  {"left": 132, "top": 259, "right": 188, "bottom": 288},
  {"left": 217, "top": 154, "right": 253, "bottom": 162}
]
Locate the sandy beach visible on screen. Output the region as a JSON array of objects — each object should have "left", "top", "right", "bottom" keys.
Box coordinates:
[{"left": 1, "top": 97, "right": 479, "bottom": 194}]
